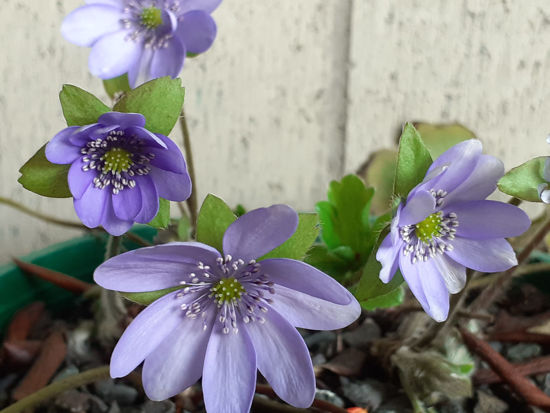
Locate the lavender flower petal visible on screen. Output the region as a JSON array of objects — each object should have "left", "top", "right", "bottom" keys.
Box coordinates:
[
  {"left": 147, "top": 134, "right": 187, "bottom": 174},
  {"left": 179, "top": 0, "right": 222, "bottom": 14},
  {"left": 133, "top": 175, "right": 160, "bottom": 223},
  {"left": 89, "top": 30, "right": 142, "bottom": 79},
  {"left": 148, "top": 167, "right": 192, "bottom": 201},
  {"left": 94, "top": 243, "right": 221, "bottom": 292},
  {"left": 101, "top": 196, "right": 134, "bottom": 236},
  {"left": 74, "top": 185, "right": 108, "bottom": 228},
  {"left": 61, "top": 4, "right": 121, "bottom": 47},
  {"left": 128, "top": 48, "right": 154, "bottom": 89},
  {"left": 142, "top": 311, "right": 214, "bottom": 400},
  {"left": 85, "top": 0, "right": 122, "bottom": 7},
  {"left": 443, "top": 154, "right": 504, "bottom": 204},
  {"left": 110, "top": 291, "right": 186, "bottom": 378},
  {"left": 400, "top": 189, "right": 436, "bottom": 226},
  {"left": 112, "top": 184, "right": 142, "bottom": 221},
  {"left": 202, "top": 324, "right": 256, "bottom": 413},
  {"left": 433, "top": 255, "right": 466, "bottom": 294},
  {"left": 446, "top": 237, "right": 517, "bottom": 272},
  {"left": 223, "top": 205, "right": 298, "bottom": 262},
  {"left": 246, "top": 308, "right": 315, "bottom": 408},
  {"left": 176, "top": 11, "right": 217, "bottom": 54},
  {"left": 376, "top": 233, "right": 401, "bottom": 283},
  {"left": 400, "top": 254, "right": 449, "bottom": 322},
  {"left": 125, "top": 126, "right": 167, "bottom": 148},
  {"left": 98, "top": 112, "right": 146, "bottom": 129},
  {"left": 149, "top": 37, "right": 186, "bottom": 79},
  {"left": 68, "top": 158, "right": 94, "bottom": 199},
  {"left": 450, "top": 200, "right": 530, "bottom": 239},
  {"left": 269, "top": 285, "right": 360, "bottom": 330},
  {"left": 46, "top": 126, "right": 81, "bottom": 164}
]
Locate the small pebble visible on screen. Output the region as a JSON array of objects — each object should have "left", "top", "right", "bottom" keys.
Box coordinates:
[
  {"left": 142, "top": 400, "right": 176, "bottom": 413},
  {"left": 314, "top": 389, "right": 345, "bottom": 408},
  {"left": 341, "top": 378, "right": 387, "bottom": 410},
  {"left": 342, "top": 318, "right": 381, "bottom": 347},
  {"left": 506, "top": 343, "right": 541, "bottom": 363}
]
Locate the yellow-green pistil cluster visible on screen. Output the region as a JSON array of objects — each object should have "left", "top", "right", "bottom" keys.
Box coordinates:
[
  {"left": 102, "top": 148, "right": 133, "bottom": 173},
  {"left": 415, "top": 212, "right": 443, "bottom": 243},
  {"left": 211, "top": 278, "right": 246, "bottom": 304},
  {"left": 141, "top": 7, "right": 163, "bottom": 29}
]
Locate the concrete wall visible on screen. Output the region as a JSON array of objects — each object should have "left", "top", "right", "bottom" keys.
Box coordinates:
[{"left": 1, "top": 0, "right": 549, "bottom": 262}]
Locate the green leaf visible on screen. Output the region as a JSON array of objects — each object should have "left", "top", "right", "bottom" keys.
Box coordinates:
[
  {"left": 316, "top": 175, "right": 375, "bottom": 256},
  {"left": 361, "top": 149, "right": 398, "bottom": 215},
  {"left": 59, "top": 84, "right": 110, "bottom": 126},
  {"left": 18, "top": 145, "right": 72, "bottom": 198},
  {"left": 394, "top": 123, "right": 433, "bottom": 199},
  {"left": 498, "top": 157, "right": 547, "bottom": 202},
  {"left": 147, "top": 198, "right": 170, "bottom": 229},
  {"left": 360, "top": 285, "right": 404, "bottom": 310},
  {"left": 121, "top": 287, "right": 181, "bottom": 306},
  {"left": 260, "top": 213, "right": 319, "bottom": 261},
  {"left": 414, "top": 122, "right": 476, "bottom": 159},
  {"left": 113, "top": 77, "right": 185, "bottom": 135},
  {"left": 196, "top": 194, "right": 237, "bottom": 253},
  {"left": 103, "top": 74, "right": 131, "bottom": 99},
  {"left": 305, "top": 244, "right": 354, "bottom": 281}
]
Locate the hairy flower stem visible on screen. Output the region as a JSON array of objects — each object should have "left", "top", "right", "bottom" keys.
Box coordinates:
[
  {"left": 0, "top": 366, "right": 110, "bottom": 413},
  {"left": 179, "top": 108, "right": 198, "bottom": 227},
  {"left": 470, "top": 213, "right": 550, "bottom": 312}
]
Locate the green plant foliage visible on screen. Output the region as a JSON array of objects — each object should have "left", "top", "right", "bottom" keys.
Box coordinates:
[
  {"left": 260, "top": 213, "right": 319, "bottom": 261},
  {"left": 177, "top": 215, "right": 191, "bottom": 241},
  {"left": 394, "top": 123, "right": 433, "bottom": 199},
  {"left": 196, "top": 194, "right": 237, "bottom": 253},
  {"left": 147, "top": 198, "right": 170, "bottom": 229},
  {"left": 59, "top": 84, "right": 110, "bottom": 126},
  {"left": 498, "top": 157, "right": 547, "bottom": 202},
  {"left": 18, "top": 145, "right": 72, "bottom": 198},
  {"left": 360, "top": 285, "right": 404, "bottom": 310},
  {"left": 113, "top": 77, "right": 185, "bottom": 136},
  {"left": 316, "top": 174, "right": 375, "bottom": 256},
  {"left": 121, "top": 286, "right": 181, "bottom": 306},
  {"left": 103, "top": 74, "right": 131, "bottom": 99},
  {"left": 414, "top": 123, "right": 476, "bottom": 159},
  {"left": 304, "top": 245, "right": 354, "bottom": 281}
]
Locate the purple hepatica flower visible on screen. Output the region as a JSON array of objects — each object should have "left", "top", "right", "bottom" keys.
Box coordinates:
[
  {"left": 94, "top": 205, "right": 360, "bottom": 411},
  {"left": 377, "top": 140, "right": 530, "bottom": 322},
  {"left": 46, "top": 112, "right": 191, "bottom": 236},
  {"left": 62, "top": 0, "right": 220, "bottom": 87}
]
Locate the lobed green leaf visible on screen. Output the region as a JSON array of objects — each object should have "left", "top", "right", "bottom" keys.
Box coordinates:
[
  {"left": 121, "top": 287, "right": 181, "bottom": 306},
  {"left": 498, "top": 157, "right": 547, "bottom": 202},
  {"left": 18, "top": 145, "right": 72, "bottom": 198},
  {"left": 147, "top": 198, "right": 170, "bottom": 229},
  {"left": 113, "top": 77, "right": 185, "bottom": 135},
  {"left": 394, "top": 123, "right": 433, "bottom": 199},
  {"left": 59, "top": 84, "right": 110, "bottom": 126},
  {"left": 103, "top": 74, "right": 131, "bottom": 99},
  {"left": 196, "top": 194, "right": 237, "bottom": 253}
]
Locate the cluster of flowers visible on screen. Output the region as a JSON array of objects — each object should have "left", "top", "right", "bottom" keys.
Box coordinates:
[{"left": 39, "top": 1, "right": 532, "bottom": 412}]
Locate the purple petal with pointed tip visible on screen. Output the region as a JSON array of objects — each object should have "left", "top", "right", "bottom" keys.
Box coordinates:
[
  {"left": 449, "top": 200, "right": 530, "bottom": 239},
  {"left": 110, "top": 291, "right": 186, "bottom": 378},
  {"left": 142, "top": 310, "right": 214, "bottom": 400},
  {"left": 223, "top": 205, "right": 298, "bottom": 262},
  {"left": 147, "top": 134, "right": 187, "bottom": 174},
  {"left": 400, "top": 190, "right": 436, "bottom": 226},
  {"left": 94, "top": 242, "right": 221, "bottom": 292},
  {"left": 376, "top": 233, "right": 401, "bottom": 283},
  {"left": 98, "top": 112, "right": 145, "bottom": 129},
  {"left": 202, "top": 323, "right": 256, "bottom": 413},
  {"left": 446, "top": 237, "right": 517, "bottom": 273},
  {"left": 246, "top": 308, "right": 315, "bottom": 408}
]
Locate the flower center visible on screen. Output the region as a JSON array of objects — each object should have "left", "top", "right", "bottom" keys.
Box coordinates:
[
  {"left": 102, "top": 148, "right": 133, "bottom": 173},
  {"left": 415, "top": 212, "right": 442, "bottom": 243},
  {"left": 140, "top": 7, "right": 163, "bottom": 29},
  {"left": 211, "top": 277, "right": 246, "bottom": 304}
]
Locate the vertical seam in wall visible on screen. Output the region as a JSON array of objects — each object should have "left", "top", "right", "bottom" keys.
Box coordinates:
[{"left": 339, "top": 0, "right": 354, "bottom": 177}]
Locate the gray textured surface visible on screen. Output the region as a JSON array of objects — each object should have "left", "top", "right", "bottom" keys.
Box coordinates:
[{"left": 1, "top": 0, "right": 548, "bottom": 261}]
